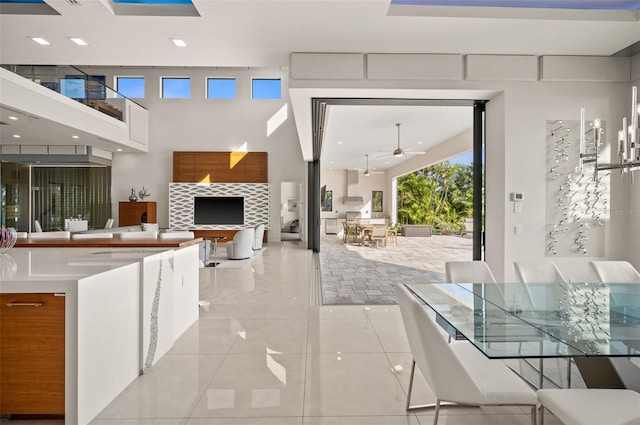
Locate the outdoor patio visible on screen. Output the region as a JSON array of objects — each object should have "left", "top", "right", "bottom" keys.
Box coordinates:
[{"left": 319, "top": 233, "right": 473, "bottom": 305}]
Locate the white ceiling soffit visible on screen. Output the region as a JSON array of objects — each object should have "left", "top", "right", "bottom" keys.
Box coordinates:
[
  {"left": 322, "top": 104, "right": 473, "bottom": 172},
  {"left": 388, "top": 2, "right": 639, "bottom": 21},
  {"left": 289, "top": 87, "right": 499, "bottom": 164}
]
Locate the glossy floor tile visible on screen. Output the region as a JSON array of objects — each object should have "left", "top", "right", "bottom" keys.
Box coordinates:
[
  {"left": 68, "top": 243, "right": 570, "bottom": 425},
  {"left": 304, "top": 353, "right": 409, "bottom": 416},
  {"left": 307, "top": 319, "right": 384, "bottom": 353},
  {"left": 189, "top": 353, "right": 306, "bottom": 418},
  {"left": 95, "top": 354, "right": 225, "bottom": 419}
]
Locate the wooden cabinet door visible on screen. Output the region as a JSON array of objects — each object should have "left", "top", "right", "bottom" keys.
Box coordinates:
[
  {"left": 0, "top": 293, "right": 65, "bottom": 415},
  {"left": 119, "top": 202, "right": 157, "bottom": 226}
]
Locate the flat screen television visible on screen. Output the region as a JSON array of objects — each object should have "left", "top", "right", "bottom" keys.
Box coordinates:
[{"left": 194, "top": 196, "right": 244, "bottom": 225}]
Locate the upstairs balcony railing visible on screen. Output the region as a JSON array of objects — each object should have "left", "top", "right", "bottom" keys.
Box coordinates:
[{"left": 1, "top": 64, "right": 145, "bottom": 122}]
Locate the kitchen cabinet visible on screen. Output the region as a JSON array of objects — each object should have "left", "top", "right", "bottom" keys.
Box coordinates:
[
  {"left": 0, "top": 293, "right": 65, "bottom": 415},
  {"left": 325, "top": 218, "right": 338, "bottom": 234},
  {"left": 119, "top": 201, "right": 156, "bottom": 226}
]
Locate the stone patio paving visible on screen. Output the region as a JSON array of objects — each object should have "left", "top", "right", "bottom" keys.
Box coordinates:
[{"left": 319, "top": 233, "right": 473, "bottom": 305}]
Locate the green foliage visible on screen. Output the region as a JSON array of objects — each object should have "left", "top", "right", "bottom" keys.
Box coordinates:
[{"left": 397, "top": 161, "right": 473, "bottom": 233}]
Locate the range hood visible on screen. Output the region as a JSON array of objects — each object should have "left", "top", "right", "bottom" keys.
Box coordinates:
[{"left": 343, "top": 169, "right": 364, "bottom": 204}]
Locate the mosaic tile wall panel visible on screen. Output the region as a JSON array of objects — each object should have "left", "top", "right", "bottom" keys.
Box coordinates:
[{"left": 169, "top": 183, "right": 270, "bottom": 230}]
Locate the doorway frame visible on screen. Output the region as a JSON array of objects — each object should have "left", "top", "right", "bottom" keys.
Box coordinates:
[{"left": 308, "top": 97, "right": 486, "bottom": 260}]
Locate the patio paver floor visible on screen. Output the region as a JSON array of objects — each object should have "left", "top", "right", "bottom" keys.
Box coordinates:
[{"left": 319, "top": 233, "right": 473, "bottom": 305}]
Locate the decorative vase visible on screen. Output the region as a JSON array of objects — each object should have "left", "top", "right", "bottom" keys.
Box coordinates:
[
  {"left": 129, "top": 188, "right": 138, "bottom": 202},
  {"left": 0, "top": 226, "right": 17, "bottom": 254}
]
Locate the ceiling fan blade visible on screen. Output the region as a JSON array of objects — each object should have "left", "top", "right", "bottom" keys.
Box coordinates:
[{"left": 376, "top": 152, "right": 393, "bottom": 158}]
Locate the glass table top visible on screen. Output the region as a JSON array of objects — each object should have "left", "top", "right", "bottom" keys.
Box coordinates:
[{"left": 405, "top": 282, "right": 640, "bottom": 359}]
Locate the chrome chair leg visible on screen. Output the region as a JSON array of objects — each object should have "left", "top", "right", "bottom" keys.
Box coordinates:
[
  {"left": 433, "top": 399, "right": 441, "bottom": 425},
  {"left": 539, "top": 404, "right": 545, "bottom": 425},
  {"left": 406, "top": 359, "right": 417, "bottom": 411},
  {"left": 531, "top": 405, "right": 537, "bottom": 425}
]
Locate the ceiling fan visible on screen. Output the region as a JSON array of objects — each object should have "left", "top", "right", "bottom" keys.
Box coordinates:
[
  {"left": 362, "top": 154, "right": 384, "bottom": 176},
  {"left": 379, "top": 122, "right": 426, "bottom": 158}
]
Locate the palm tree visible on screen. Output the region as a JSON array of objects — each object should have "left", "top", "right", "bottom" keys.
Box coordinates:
[{"left": 397, "top": 161, "right": 473, "bottom": 232}]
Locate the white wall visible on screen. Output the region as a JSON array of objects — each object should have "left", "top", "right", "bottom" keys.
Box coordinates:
[
  {"left": 629, "top": 53, "right": 640, "bottom": 270},
  {"left": 101, "top": 67, "right": 306, "bottom": 242}
]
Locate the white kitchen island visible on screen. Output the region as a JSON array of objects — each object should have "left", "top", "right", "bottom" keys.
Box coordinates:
[{"left": 0, "top": 242, "right": 200, "bottom": 425}]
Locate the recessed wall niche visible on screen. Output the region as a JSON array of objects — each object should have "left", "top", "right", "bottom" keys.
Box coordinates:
[{"left": 545, "top": 119, "right": 609, "bottom": 257}]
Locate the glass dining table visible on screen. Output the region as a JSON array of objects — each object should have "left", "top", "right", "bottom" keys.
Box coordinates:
[{"left": 404, "top": 281, "right": 640, "bottom": 389}]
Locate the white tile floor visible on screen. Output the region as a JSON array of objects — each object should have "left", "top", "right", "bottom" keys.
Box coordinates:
[{"left": 1, "top": 243, "right": 563, "bottom": 425}]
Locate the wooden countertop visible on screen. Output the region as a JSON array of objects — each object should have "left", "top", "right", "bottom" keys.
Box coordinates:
[{"left": 14, "top": 237, "right": 203, "bottom": 249}]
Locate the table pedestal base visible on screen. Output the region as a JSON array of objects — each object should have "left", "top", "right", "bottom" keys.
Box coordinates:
[{"left": 575, "top": 357, "right": 640, "bottom": 392}]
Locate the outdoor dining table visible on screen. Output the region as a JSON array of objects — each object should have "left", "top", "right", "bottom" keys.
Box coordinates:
[
  {"left": 355, "top": 224, "right": 373, "bottom": 245},
  {"left": 404, "top": 281, "right": 640, "bottom": 390}
]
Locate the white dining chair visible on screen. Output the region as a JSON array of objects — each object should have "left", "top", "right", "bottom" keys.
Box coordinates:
[
  {"left": 445, "top": 260, "right": 497, "bottom": 284},
  {"left": 538, "top": 388, "right": 640, "bottom": 425},
  {"left": 514, "top": 260, "right": 572, "bottom": 387},
  {"left": 104, "top": 218, "right": 115, "bottom": 229},
  {"left": 394, "top": 284, "right": 537, "bottom": 425},
  {"left": 33, "top": 220, "right": 43, "bottom": 233},
  {"left": 514, "top": 260, "right": 567, "bottom": 284},
  {"left": 71, "top": 233, "right": 114, "bottom": 240},
  {"left": 446, "top": 261, "right": 512, "bottom": 325},
  {"left": 589, "top": 261, "right": 640, "bottom": 283}
]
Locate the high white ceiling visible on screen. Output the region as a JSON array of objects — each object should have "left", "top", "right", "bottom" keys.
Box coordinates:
[
  {"left": 1, "top": 1, "right": 638, "bottom": 66},
  {"left": 1, "top": 1, "right": 638, "bottom": 169}
]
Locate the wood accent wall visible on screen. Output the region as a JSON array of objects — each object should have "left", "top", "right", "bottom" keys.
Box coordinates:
[
  {"left": 173, "top": 151, "right": 268, "bottom": 241},
  {"left": 173, "top": 152, "right": 267, "bottom": 183}
]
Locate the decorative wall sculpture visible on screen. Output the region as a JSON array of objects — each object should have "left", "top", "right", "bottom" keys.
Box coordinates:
[{"left": 545, "top": 120, "right": 609, "bottom": 257}]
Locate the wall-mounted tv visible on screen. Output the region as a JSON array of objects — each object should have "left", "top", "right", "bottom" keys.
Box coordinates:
[{"left": 194, "top": 196, "right": 244, "bottom": 225}]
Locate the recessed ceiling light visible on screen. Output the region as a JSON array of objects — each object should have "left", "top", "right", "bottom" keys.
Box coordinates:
[
  {"left": 12, "top": 134, "right": 21, "bottom": 138},
  {"left": 8, "top": 116, "right": 18, "bottom": 121},
  {"left": 417, "top": 141, "right": 423, "bottom": 144},
  {"left": 116, "top": 148, "right": 123, "bottom": 152},
  {"left": 72, "top": 135, "right": 79, "bottom": 139},
  {"left": 69, "top": 37, "right": 88, "bottom": 46},
  {"left": 29, "top": 37, "right": 50, "bottom": 46},
  {"left": 171, "top": 38, "right": 187, "bottom": 47},
  {"left": 337, "top": 141, "right": 343, "bottom": 145}
]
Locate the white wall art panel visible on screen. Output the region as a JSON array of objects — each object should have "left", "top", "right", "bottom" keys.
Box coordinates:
[
  {"left": 545, "top": 119, "right": 609, "bottom": 257},
  {"left": 169, "top": 183, "right": 270, "bottom": 230}
]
